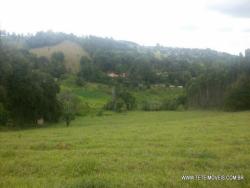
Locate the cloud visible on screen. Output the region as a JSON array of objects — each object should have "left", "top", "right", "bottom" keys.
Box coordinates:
[
  {"left": 208, "top": 0, "right": 250, "bottom": 18},
  {"left": 242, "top": 28, "right": 250, "bottom": 32},
  {"left": 217, "top": 27, "right": 233, "bottom": 32},
  {"left": 179, "top": 25, "right": 199, "bottom": 32}
]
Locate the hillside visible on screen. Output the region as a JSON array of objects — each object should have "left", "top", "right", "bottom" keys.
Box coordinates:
[
  {"left": 30, "top": 40, "right": 90, "bottom": 73},
  {"left": 1, "top": 31, "right": 250, "bottom": 112}
]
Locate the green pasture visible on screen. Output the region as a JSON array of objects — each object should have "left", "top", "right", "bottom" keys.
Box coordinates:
[{"left": 1, "top": 111, "right": 249, "bottom": 187}]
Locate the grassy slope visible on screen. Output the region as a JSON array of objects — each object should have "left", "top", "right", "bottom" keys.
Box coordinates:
[
  {"left": 0, "top": 111, "right": 250, "bottom": 188},
  {"left": 60, "top": 76, "right": 185, "bottom": 111},
  {"left": 60, "top": 76, "right": 111, "bottom": 111},
  {"left": 30, "top": 40, "right": 89, "bottom": 73},
  {"left": 57, "top": 75, "right": 185, "bottom": 115}
]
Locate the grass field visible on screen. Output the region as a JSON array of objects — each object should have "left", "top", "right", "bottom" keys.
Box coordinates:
[{"left": 1, "top": 111, "right": 250, "bottom": 188}]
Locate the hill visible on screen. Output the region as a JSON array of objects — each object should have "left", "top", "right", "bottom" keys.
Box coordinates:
[
  {"left": 2, "top": 31, "right": 250, "bottom": 111},
  {"left": 30, "top": 40, "right": 90, "bottom": 73}
]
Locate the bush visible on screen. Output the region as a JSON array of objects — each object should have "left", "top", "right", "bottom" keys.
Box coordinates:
[
  {"left": 161, "top": 95, "right": 187, "bottom": 111},
  {"left": 118, "top": 91, "right": 136, "bottom": 110},
  {"left": 141, "top": 100, "right": 162, "bottom": 111},
  {"left": 161, "top": 99, "right": 178, "bottom": 110},
  {"left": 57, "top": 91, "right": 82, "bottom": 126},
  {"left": 104, "top": 89, "right": 136, "bottom": 112},
  {"left": 104, "top": 99, "right": 127, "bottom": 112},
  {"left": 75, "top": 77, "right": 86, "bottom": 87},
  {"left": 115, "top": 98, "right": 127, "bottom": 112}
]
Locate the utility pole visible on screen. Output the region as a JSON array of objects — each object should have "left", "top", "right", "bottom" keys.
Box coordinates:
[
  {"left": 112, "top": 86, "right": 116, "bottom": 102},
  {"left": 112, "top": 86, "right": 117, "bottom": 111}
]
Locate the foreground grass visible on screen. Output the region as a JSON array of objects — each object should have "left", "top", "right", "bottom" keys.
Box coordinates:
[{"left": 0, "top": 111, "right": 250, "bottom": 188}]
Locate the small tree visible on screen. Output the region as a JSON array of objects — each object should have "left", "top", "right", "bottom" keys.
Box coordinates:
[
  {"left": 58, "top": 91, "right": 80, "bottom": 126},
  {"left": 104, "top": 86, "right": 136, "bottom": 112}
]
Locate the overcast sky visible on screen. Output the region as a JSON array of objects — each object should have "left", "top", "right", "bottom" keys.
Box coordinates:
[{"left": 1, "top": 0, "right": 250, "bottom": 54}]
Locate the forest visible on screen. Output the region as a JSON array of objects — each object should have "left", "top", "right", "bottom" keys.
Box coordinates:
[{"left": 0, "top": 31, "right": 250, "bottom": 126}]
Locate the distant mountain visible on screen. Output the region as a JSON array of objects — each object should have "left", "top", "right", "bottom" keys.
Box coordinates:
[{"left": 1, "top": 31, "right": 239, "bottom": 74}]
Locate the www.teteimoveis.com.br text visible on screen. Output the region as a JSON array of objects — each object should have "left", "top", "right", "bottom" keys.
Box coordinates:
[{"left": 182, "top": 175, "right": 244, "bottom": 181}]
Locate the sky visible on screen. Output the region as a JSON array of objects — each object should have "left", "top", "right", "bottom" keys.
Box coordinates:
[{"left": 0, "top": 0, "right": 250, "bottom": 55}]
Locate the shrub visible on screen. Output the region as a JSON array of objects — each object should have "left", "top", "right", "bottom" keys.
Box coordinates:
[
  {"left": 75, "top": 77, "right": 86, "bottom": 87},
  {"left": 161, "top": 99, "right": 178, "bottom": 110},
  {"left": 115, "top": 98, "right": 127, "bottom": 112},
  {"left": 141, "top": 100, "right": 162, "bottom": 111},
  {"left": 104, "top": 99, "right": 127, "bottom": 112},
  {"left": 57, "top": 91, "right": 82, "bottom": 126},
  {"left": 161, "top": 95, "right": 187, "bottom": 111},
  {"left": 118, "top": 91, "right": 136, "bottom": 110},
  {"left": 104, "top": 89, "right": 136, "bottom": 112}
]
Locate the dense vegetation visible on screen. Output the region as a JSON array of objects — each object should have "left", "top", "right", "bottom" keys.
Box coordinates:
[
  {"left": 1, "top": 31, "right": 250, "bottom": 127},
  {"left": 0, "top": 43, "right": 62, "bottom": 125}
]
